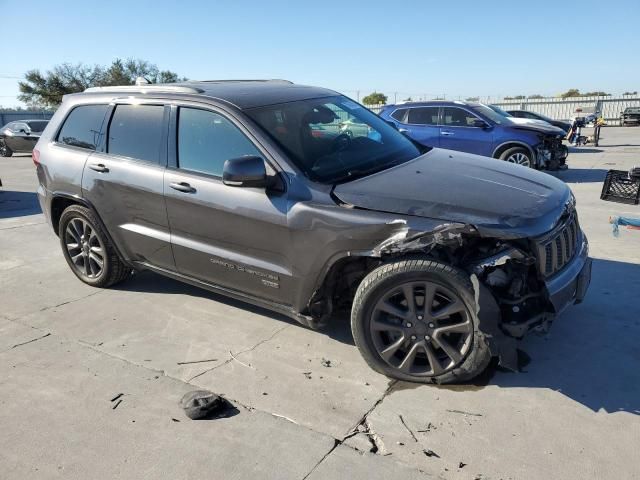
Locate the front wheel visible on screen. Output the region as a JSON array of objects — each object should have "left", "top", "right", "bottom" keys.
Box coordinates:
[
  {"left": 0, "top": 141, "right": 13, "bottom": 157},
  {"left": 351, "top": 259, "right": 491, "bottom": 384},
  {"left": 499, "top": 146, "right": 534, "bottom": 168}
]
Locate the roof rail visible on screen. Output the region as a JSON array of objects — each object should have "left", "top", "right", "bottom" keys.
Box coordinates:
[
  {"left": 84, "top": 85, "right": 204, "bottom": 94},
  {"left": 194, "top": 79, "right": 294, "bottom": 84}
]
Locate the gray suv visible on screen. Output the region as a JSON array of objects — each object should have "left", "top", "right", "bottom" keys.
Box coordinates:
[{"left": 34, "top": 80, "right": 592, "bottom": 383}]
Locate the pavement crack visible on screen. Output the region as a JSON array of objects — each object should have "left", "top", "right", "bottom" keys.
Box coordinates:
[
  {"left": 301, "top": 439, "right": 340, "bottom": 480},
  {"left": 187, "top": 324, "right": 291, "bottom": 382},
  {"left": 8, "top": 332, "right": 51, "bottom": 350}
]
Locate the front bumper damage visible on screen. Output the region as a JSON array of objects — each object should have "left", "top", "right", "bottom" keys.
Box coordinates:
[{"left": 367, "top": 218, "right": 592, "bottom": 371}]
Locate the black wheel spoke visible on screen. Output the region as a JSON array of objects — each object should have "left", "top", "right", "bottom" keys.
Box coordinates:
[
  {"left": 431, "top": 298, "right": 464, "bottom": 320},
  {"left": 379, "top": 335, "right": 406, "bottom": 361},
  {"left": 433, "top": 336, "right": 462, "bottom": 365},
  {"left": 398, "top": 342, "right": 420, "bottom": 373},
  {"left": 65, "top": 216, "right": 105, "bottom": 279},
  {"left": 377, "top": 300, "right": 409, "bottom": 320},
  {"left": 424, "top": 343, "right": 444, "bottom": 375},
  {"left": 402, "top": 285, "right": 416, "bottom": 317}
]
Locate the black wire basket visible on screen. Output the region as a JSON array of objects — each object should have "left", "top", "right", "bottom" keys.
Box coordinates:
[{"left": 600, "top": 169, "right": 640, "bottom": 205}]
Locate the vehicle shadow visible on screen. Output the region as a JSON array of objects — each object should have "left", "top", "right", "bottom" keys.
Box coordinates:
[
  {"left": 550, "top": 168, "right": 609, "bottom": 183},
  {"left": 0, "top": 190, "right": 42, "bottom": 219},
  {"left": 112, "top": 270, "right": 355, "bottom": 346},
  {"left": 480, "top": 257, "right": 640, "bottom": 415}
]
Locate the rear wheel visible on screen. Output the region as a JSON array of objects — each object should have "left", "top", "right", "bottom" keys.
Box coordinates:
[
  {"left": 0, "top": 141, "right": 13, "bottom": 157},
  {"left": 351, "top": 259, "right": 491, "bottom": 384},
  {"left": 58, "top": 205, "right": 131, "bottom": 288},
  {"left": 499, "top": 146, "right": 533, "bottom": 168}
]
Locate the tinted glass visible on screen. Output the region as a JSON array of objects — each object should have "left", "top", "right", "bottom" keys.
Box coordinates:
[
  {"left": 26, "top": 120, "right": 48, "bottom": 132},
  {"left": 407, "top": 107, "right": 439, "bottom": 125},
  {"left": 108, "top": 105, "right": 165, "bottom": 163},
  {"left": 442, "top": 107, "right": 480, "bottom": 126},
  {"left": 178, "top": 108, "right": 261, "bottom": 176},
  {"left": 57, "top": 105, "right": 108, "bottom": 150},
  {"left": 390, "top": 108, "right": 407, "bottom": 121},
  {"left": 247, "top": 96, "right": 424, "bottom": 184}
]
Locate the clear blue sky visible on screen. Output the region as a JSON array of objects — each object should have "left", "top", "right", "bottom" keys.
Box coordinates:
[{"left": 2, "top": 0, "right": 639, "bottom": 107}]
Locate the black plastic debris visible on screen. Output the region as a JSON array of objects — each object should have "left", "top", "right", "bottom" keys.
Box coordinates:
[
  {"left": 180, "top": 390, "right": 234, "bottom": 420},
  {"left": 423, "top": 449, "right": 440, "bottom": 458},
  {"left": 321, "top": 358, "right": 332, "bottom": 367}
]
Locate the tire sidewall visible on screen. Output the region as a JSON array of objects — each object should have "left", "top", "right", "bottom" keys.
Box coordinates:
[
  {"left": 351, "top": 260, "right": 490, "bottom": 384},
  {"left": 58, "top": 206, "right": 111, "bottom": 287},
  {"left": 500, "top": 146, "right": 534, "bottom": 169}
]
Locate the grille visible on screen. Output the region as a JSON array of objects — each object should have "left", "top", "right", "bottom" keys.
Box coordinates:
[{"left": 536, "top": 213, "right": 580, "bottom": 277}]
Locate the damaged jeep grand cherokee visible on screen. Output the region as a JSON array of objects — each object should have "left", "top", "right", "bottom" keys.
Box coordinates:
[{"left": 34, "top": 80, "right": 592, "bottom": 384}]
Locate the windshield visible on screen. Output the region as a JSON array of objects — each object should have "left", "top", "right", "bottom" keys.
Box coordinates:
[
  {"left": 26, "top": 120, "right": 49, "bottom": 132},
  {"left": 471, "top": 104, "right": 508, "bottom": 124},
  {"left": 487, "top": 105, "right": 512, "bottom": 117},
  {"left": 246, "top": 96, "right": 425, "bottom": 183}
]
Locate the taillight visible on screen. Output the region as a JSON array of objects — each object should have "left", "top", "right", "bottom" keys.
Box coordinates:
[{"left": 32, "top": 148, "right": 40, "bottom": 167}]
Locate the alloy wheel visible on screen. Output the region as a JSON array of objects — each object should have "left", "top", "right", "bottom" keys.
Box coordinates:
[
  {"left": 506, "top": 152, "right": 531, "bottom": 167},
  {"left": 369, "top": 281, "right": 473, "bottom": 376},
  {"left": 64, "top": 217, "right": 105, "bottom": 279}
]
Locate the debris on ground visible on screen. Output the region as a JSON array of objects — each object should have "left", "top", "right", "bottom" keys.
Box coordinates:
[
  {"left": 110, "top": 393, "right": 124, "bottom": 402},
  {"left": 459, "top": 462, "right": 467, "bottom": 468},
  {"left": 303, "top": 372, "right": 312, "bottom": 379},
  {"left": 446, "top": 409, "right": 483, "bottom": 417},
  {"left": 180, "top": 390, "right": 234, "bottom": 420},
  {"left": 321, "top": 358, "right": 332, "bottom": 367},
  {"left": 423, "top": 449, "right": 440, "bottom": 458},
  {"left": 112, "top": 399, "right": 123, "bottom": 410},
  {"left": 229, "top": 350, "right": 254, "bottom": 369},
  {"left": 176, "top": 358, "right": 218, "bottom": 365},
  {"left": 171, "top": 418, "right": 181, "bottom": 422}
]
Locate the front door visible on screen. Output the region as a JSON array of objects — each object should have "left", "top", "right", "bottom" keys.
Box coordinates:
[
  {"left": 439, "top": 107, "right": 494, "bottom": 156},
  {"left": 401, "top": 106, "right": 440, "bottom": 147},
  {"left": 164, "top": 105, "right": 292, "bottom": 304},
  {"left": 82, "top": 102, "right": 175, "bottom": 270}
]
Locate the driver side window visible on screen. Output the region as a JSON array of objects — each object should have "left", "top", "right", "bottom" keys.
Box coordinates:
[
  {"left": 177, "top": 108, "right": 261, "bottom": 177},
  {"left": 442, "top": 107, "right": 481, "bottom": 127}
]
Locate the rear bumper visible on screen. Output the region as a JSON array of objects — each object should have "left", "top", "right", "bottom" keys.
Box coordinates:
[{"left": 544, "top": 233, "right": 591, "bottom": 314}]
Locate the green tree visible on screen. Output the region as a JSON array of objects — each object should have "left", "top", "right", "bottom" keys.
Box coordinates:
[
  {"left": 560, "top": 88, "right": 581, "bottom": 98},
  {"left": 504, "top": 95, "right": 525, "bottom": 100},
  {"left": 623, "top": 91, "right": 638, "bottom": 96},
  {"left": 465, "top": 96, "right": 479, "bottom": 102},
  {"left": 583, "top": 91, "right": 610, "bottom": 97},
  {"left": 18, "top": 59, "right": 185, "bottom": 108},
  {"left": 362, "top": 92, "right": 388, "bottom": 105},
  {"left": 528, "top": 94, "right": 544, "bottom": 99}
]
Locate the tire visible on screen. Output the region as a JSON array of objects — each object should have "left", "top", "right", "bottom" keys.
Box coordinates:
[
  {"left": 499, "top": 146, "right": 534, "bottom": 168},
  {"left": 0, "top": 141, "right": 13, "bottom": 157},
  {"left": 351, "top": 259, "right": 491, "bottom": 384},
  {"left": 58, "top": 205, "right": 131, "bottom": 288}
]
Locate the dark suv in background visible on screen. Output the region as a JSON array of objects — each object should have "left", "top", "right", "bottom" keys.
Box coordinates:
[
  {"left": 379, "top": 101, "right": 567, "bottom": 169},
  {"left": 33, "top": 81, "right": 591, "bottom": 383},
  {"left": 506, "top": 109, "right": 571, "bottom": 134},
  {"left": 0, "top": 119, "right": 49, "bottom": 157}
]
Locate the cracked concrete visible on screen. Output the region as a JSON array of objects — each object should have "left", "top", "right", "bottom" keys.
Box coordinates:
[{"left": 2, "top": 129, "right": 640, "bottom": 479}]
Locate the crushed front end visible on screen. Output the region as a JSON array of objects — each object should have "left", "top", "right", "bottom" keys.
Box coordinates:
[{"left": 536, "top": 133, "right": 567, "bottom": 170}]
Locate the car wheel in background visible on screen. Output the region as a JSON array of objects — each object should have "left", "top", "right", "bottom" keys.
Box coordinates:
[
  {"left": 499, "top": 146, "right": 533, "bottom": 168},
  {"left": 351, "top": 259, "right": 491, "bottom": 384},
  {"left": 0, "top": 141, "right": 13, "bottom": 157},
  {"left": 58, "top": 205, "right": 131, "bottom": 288}
]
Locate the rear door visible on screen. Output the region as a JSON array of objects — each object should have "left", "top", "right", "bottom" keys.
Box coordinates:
[
  {"left": 401, "top": 107, "right": 440, "bottom": 147},
  {"left": 6, "top": 123, "right": 30, "bottom": 152},
  {"left": 82, "top": 101, "right": 175, "bottom": 270},
  {"left": 439, "top": 106, "right": 493, "bottom": 156},
  {"left": 164, "top": 104, "right": 292, "bottom": 304}
]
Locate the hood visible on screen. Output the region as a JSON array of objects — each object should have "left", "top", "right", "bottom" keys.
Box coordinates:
[
  {"left": 506, "top": 117, "right": 565, "bottom": 135},
  {"left": 333, "top": 149, "right": 572, "bottom": 239}
]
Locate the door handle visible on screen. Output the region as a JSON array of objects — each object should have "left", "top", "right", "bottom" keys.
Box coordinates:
[
  {"left": 169, "top": 182, "right": 195, "bottom": 193},
  {"left": 88, "top": 163, "right": 109, "bottom": 173},
  {"left": 440, "top": 131, "right": 454, "bottom": 136}
]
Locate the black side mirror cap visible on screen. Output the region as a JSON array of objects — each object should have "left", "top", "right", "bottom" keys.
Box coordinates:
[
  {"left": 223, "top": 155, "right": 270, "bottom": 188},
  {"left": 473, "top": 119, "right": 491, "bottom": 129}
]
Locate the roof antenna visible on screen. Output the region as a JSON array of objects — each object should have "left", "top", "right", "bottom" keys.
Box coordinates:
[{"left": 135, "top": 76, "right": 151, "bottom": 86}]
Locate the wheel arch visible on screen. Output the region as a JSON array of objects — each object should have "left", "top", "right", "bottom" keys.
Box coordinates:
[
  {"left": 50, "top": 193, "right": 132, "bottom": 268},
  {"left": 492, "top": 141, "right": 535, "bottom": 161}
]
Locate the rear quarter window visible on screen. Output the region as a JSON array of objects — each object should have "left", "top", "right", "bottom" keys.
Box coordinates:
[
  {"left": 107, "top": 104, "right": 165, "bottom": 164},
  {"left": 57, "top": 105, "right": 109, "bottom": 150},
  {"left": 390, "top": 108, "right": 408, "bottom": 122}
]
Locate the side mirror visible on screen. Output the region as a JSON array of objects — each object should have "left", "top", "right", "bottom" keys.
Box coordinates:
[
  {"left": 223, "top": 155, "right": 269, "bottom": 188},
  {"left": 19, "top": 128, "right": 28, "bottom": 134},
  {"left": 472, "top": 119, "right": 491, "bottom": 129}
]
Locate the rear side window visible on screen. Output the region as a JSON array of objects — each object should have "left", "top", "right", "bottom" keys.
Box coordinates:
[
  {"left": 390, "top": 108, "right": 407, "bottom": 122},
  {"left": 177, "top": 108, "right": 261, "bottom": 177},
  {"left": 407, "top": 107, "right": 439, "bottom": 125},
  {"left": 26, "top": 120, "right": 48, "bottom": 132},
  {"left": 107, "top": 105, "right": 165, "bottom": 164},
  {"left": 57, "top": 105, "right": 109, "bottom": 150}
]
